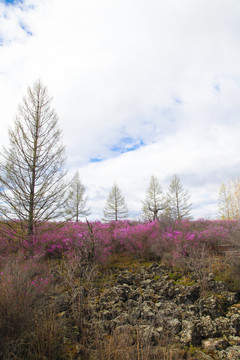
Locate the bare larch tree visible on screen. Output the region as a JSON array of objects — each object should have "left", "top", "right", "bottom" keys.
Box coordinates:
[
  {"left": 218, "top": 179, "right": 240, "bottom": 220},
  {"left": 142, "top": 175, "right": 166, "bottom": 221},
  {"left": 166, "top": 174, "right": 192, "bottom": 220},
  {"left": 65, "top": 170, "right": 91, "bottom": 222},
  {"left": 103, "top": 182, "right": 128, "bottom": 221},
  {"left": 0, "top": 80, "right": 68, "bottom": 238}
]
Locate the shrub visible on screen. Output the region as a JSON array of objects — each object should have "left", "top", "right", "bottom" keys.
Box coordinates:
[{"left": 0, "top": 255, "right": 53, "bottom": 358}]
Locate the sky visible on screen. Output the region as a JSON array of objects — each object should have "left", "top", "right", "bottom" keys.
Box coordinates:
[{"left": 1, "top": 0, "right": 240, "bottom": 220}]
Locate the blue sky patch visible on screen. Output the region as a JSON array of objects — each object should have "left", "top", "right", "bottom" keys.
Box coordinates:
[
  {"left": 111, "top": 137, "right": 144, "bottom": 154},
  {"left": 174, "top": 98, "right": 182, "bottom": 104},
  {"left": 213, "top": 82, "right": 221, "bottom": 92},
  {"left": 90, "top": 157, "right": 103, "bottom": 163},
  {"left": 3, "top": 0, "right": 23, "bottom": 4},
  {"left": 20, "top": 24, "right": 33, "bottom": 36},
  {"left": 3, "top": 0, "right": 16, "bottom": 4}
]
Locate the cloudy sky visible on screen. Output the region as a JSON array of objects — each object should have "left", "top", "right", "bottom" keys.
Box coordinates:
[{"left": 1, "top": 0, "right": 240, "bottom": 220}]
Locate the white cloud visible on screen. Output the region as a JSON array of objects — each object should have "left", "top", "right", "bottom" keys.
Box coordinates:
[{"left": 1, "top": 0, "right": 240, "bottom": 219}]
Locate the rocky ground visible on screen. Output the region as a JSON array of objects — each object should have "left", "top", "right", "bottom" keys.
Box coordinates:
[{"left": 55, "top": 259, "right": 240, "bottom": 359}]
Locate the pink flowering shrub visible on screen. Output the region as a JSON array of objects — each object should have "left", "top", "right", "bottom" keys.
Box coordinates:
[
  {"left": 112, "top": 221, "right": 161, "bottom": 258},
  {"left": 161, "top": 229, "right": 198, "bottom": 260},
  {"left": 198, "top": 225, "right": 229, "bottom": 248},
  {"left": 0, "top": 219, "right": 238, "bottom": 264},
  {"left": 18, "top": 221, "right": 114, "bottom": 263}
]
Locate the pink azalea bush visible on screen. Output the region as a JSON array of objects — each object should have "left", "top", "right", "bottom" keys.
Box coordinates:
[{"left": 0, "top": 219, "right": 237, "bottom": 264}]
